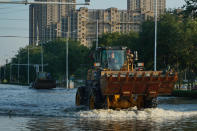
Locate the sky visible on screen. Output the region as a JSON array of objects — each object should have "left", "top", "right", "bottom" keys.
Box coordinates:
[{"left": 0, "top": 0, "right": 185, "bottom": 66}]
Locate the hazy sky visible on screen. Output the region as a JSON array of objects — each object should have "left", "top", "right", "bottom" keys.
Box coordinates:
[{"left": 0, "top": 0, "right": 185, "bottom": 65}]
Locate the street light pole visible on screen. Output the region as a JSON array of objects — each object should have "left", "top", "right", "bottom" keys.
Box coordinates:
[
  {"left": 28, "top": 47, "right": 30, "bottom": 85},
  {"left": 0, "top": 66, "right": 1, "bottom": 82},
  {"left": 18, "top": 55, "right": 20, "bottom": 84},
  {"left": 96, "top": 19, "right": 99, "bottom": 49},
  {"left": 55, "top": 28, "right": 78, "bottom": 89},
  {"left": 154, "top": 0, "right": 157, "bottom": 71},
  {"left": 10, "top": 64, "right": 12, "bottom": 83},
  {"left": 66, "top": 36, "right": 69, "bottom": 89},
  {"left": 41, "top": 43, "right": 44, "bottom": 72},
  {"left": 4, "top": 66, "right": 5, "bottom": 80}
]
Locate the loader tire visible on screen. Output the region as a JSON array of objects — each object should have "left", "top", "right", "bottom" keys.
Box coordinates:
[
  {"left": 103, "top": 96, "right": 110, "bottom": 109},
  {"left": 89, "top": 91, "right": 96, "bottom": 110},
  {"left": 144, "top": 97, "right": 158, "bottom": 108},
  {"left": 76, "top": 87, "right": 83, "bottom": 106}
]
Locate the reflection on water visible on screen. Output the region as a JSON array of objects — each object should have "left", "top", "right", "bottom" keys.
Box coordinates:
[
  {"left": 0, "top": 116, "right": 197, "bottom": 131},
  {"left": 0, "top": 84, "right": 196, "bottom": 130}
]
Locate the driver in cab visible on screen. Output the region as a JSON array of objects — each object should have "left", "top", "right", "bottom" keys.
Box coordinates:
[
  {"left": 109, "top": 52, "right": 117, "bottom": 63},
  {"left": 108, "top": 52, "right": 119, "bottom": 70}
]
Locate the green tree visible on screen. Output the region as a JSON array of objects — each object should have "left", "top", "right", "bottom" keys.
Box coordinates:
[
  {"left": 183, "top": 0, "right": 197, "bottom": 18},
  {"left": 3, "top": 39, "right": 91, "bottom": 84},
  {"left": 98, "top": 31, "right": 139, "bottom": 50}
]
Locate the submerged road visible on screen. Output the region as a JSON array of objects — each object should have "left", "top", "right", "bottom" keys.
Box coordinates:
[{"left": 0, "top": 84, "right": 196, "bottom": 130}]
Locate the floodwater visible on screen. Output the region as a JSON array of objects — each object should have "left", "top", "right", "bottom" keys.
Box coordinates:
[{"left": 0, "top": 84, "right": 196, "bottom": 131}]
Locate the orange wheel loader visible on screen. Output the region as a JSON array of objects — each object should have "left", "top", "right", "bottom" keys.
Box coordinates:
[{"left": 76, "top": 47, "right": 178, "bottom": 110}]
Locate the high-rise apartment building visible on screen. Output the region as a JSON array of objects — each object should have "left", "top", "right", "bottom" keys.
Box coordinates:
[
  {"left": 127, "top": 0, "right": 166, "bottom": 15},
  {"left": 75, "top": 7, "right": 155, "bottom": 46},
  {"left": 75, "top": 8, "right": 121, "bottom": 46},
  {"left": 29, "top": 0, "right": 76, "bottom": 45},
  {"left": 29, "top": 0, "right": 166, "bottom": 46}
]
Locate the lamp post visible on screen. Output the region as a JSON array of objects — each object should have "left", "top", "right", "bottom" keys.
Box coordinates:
[
  {"left": 36, "top": 24, "right": 44, "bottom": 73},
  {"left": 41, "top": 42, "right": 44, "bottom": 72},
  {"left": 0, "top": 66, "right": 1, "bottom": 82},
  {"left": 10, "top": 64, "right": 12, "bottom": 83},
  {"left": 27, "top": 47, "right": 30, "bottom": 85},
  {"left": 55, "top": 29, "right": 75, "bottom": 88},
  {"left": 154, "top": 0, "right": 157, "bottom": 71},
  {"left": 4, "top": 65, "right": 6, "bottom": 81},
  {"left": 66, "top": 35, "right": 68, "bottom": 89},
  {"left": 27, "top": 45, "right": 43, "bottom": 85},
  {"left": 96, "top": 19, "right": 99, "bottom": 49},
  {"left": 18, "top": 54, "right": 20, "bottom": 84}
]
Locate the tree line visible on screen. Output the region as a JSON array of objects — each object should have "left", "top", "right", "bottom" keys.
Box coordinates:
[{"left": 0, "top": 39, "right": 91, "bottom": 84}]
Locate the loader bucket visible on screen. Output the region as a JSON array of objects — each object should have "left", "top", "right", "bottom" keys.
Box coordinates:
[
  {"left": 100, "top": 71, "right": 178, "bottom": 96},
  {"left": 99, "top": 71, "right": 178, "bottom": 109}
]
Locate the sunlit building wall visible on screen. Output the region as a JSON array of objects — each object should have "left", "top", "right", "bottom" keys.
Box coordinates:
[
  {"left": 29, "top": 0, "right": 165, "bottom": 47},
  {"left": 127, "top": 0, "right": 166, "bottom": 15},
  {"left": 29, "top": 0, "right": 76, "bottom": 46}
]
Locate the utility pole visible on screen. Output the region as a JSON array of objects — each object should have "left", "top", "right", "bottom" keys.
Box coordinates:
[
  {"left": 96, "top": 19, "right": 99, "bottom": 50},
  {"left": 55, "top": 28, "right": 76, "bottom": 89},
  {"left": 18, "top": 55, "right": 20, "bottom": 84},
  {"left": 4, "top": 59, "right": 8, "bottom": 81},
  {"left": 41, "top": 42, "right": 44, "bottom": 72},
  {"left": 66, "top": 37, "right": 69, "bottom": 89},
  {"left": 0, "top": 66, "right": 1, "bottom": 82},
  {"left": 10, "top": 64, "right": 12, "bottom": 83},
  {"left": 28, "top": 47, "right": 30, "bottom": 85},
  {"left": 66, "top": 16, "right": 71, "bottom": 89},
  {"left": 154, "top": 0, "right": 158, "bottom": 71},
  {"left": 4, "top": 66, "right": 6, "bottom": 80}
]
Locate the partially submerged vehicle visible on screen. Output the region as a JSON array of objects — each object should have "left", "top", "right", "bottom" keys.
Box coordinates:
[
  {"left": 76, "top": 47, "right": 178, "bottom": 109},
  {"left": 31, "top": 72, "right": 56, "bottom": 89}
]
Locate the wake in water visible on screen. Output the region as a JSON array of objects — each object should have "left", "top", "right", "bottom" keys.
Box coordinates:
[{"left": 74, "top": 107, "right": 197, "bottom": 122}]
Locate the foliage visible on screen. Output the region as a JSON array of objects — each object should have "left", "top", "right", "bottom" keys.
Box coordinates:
[
  {"left": 43, "top": 39, "right": 91, "bottom": 79},
  {"left": 182, "top": 0, "right": 197, "bottom": 18},
  {"left": 0, "top": 39, "right": 91, "bottom": 84},
  {"left": 98, "top": 31, "right": 139, "bottom": 50}
]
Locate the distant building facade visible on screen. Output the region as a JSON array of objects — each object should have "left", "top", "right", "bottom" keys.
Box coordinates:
[
  {"left": 127, "top": 0, "right": 166, "bottom": 15},
  {"left": 29, "top": 0, "right": 76, "bottom": 45},
  {"left": 75, "top": 7, "right": 156, "bottom": 46},
  {"left": 29, "top": 0, "right": 166, "bottom": 47}
]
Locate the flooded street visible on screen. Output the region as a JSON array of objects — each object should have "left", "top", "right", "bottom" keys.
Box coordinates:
[{"left": 0, "top": 84, "right": 196, "bottom": 130}]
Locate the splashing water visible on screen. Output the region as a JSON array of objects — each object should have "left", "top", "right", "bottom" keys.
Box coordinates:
[{"left": 75, "top": 107, "right": 197, "bottom": 122}]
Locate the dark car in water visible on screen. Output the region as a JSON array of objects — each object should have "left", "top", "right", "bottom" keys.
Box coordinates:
[{"left": 32, "top": 72, "right": 56, "bottom": 89}]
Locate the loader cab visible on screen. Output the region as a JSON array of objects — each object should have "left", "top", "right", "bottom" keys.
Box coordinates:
[{"left": 95, "top": 47, "right": 127, "bottom": 70}]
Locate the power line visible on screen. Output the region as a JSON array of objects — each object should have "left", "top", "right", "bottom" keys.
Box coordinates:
[
  {"left": 0, "top": 35, "right": 29, "bottom": 38},
  {"left": 0, "top": 26, "right": 28, "bottom": 30},
  {"left": 0, "top": 5, "right": 20, "bottom": 9},
  {"left": 0, "top": 1, "right": 90, "bottom": 5},
  {"left": 0, "top": 35, "right": 85, "bottom": 41},
  {"left": 0, "top": 9, "right": 28, "bottom": 14},
  {"left": 0, "top": 18, "right": 27, "bottom": 20}
]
